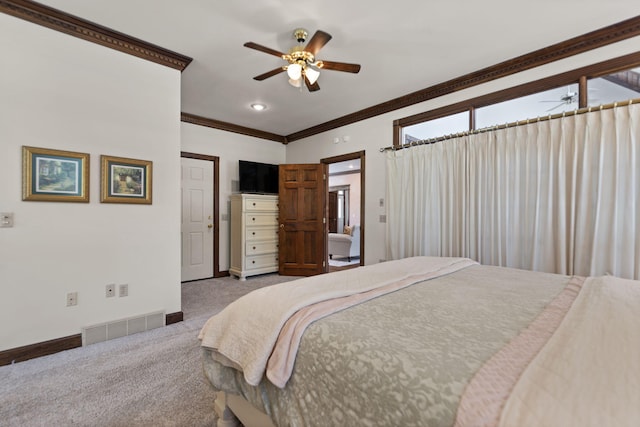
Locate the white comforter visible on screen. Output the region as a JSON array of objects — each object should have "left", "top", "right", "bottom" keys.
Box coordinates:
[{"left": 497, "top": 274, "right": 640, "bottom": 427}]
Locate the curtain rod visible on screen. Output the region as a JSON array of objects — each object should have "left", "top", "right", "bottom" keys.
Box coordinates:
[{"left": 380, "top": 97, "right": 640, "bottom": 153}]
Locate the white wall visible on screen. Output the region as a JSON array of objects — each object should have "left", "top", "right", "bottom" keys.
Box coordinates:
[
  {"left": 3, "top": 11, "right": 638, "bottom": 353},
  {"left": 0, "top": 15, "right": 182, "bottom": 351},
  {"left": 286, "top": 36, "right": 640, "bottom": 266},
  {"left": 181, "top": 123, "right": 286, "bottom": 271}
]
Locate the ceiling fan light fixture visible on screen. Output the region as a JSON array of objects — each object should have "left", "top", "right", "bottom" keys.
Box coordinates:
[
  {"left": 305, "top": 66, "right": 320, "bottom": 85},
  {"left": 287, "top": 63, "right": 302, "bottom": 80},
  {"left": 250, "top": 103, "right": 266, "bottom": 111},
  {"left": 288, "top": 78, "right": 302, "bottom": 88}
]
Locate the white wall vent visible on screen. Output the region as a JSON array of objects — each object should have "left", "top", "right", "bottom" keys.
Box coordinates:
[{"left": 82, "top": 311, "right": 166, "bottom": 346}]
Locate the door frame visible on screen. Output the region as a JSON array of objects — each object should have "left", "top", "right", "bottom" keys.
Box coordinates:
[
  {"left": 321, "top": 150, "right": 365, "bottom": 267},
  {"left": 180, "top": 152, "right": 223, "bottom": 278}
]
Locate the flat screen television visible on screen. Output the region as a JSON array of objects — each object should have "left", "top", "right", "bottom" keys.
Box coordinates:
[{"left": 238, "top": 160, "right": 279, "bottom": 194}]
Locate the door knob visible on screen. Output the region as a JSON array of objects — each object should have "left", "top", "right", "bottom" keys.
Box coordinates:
[{"left": 207, "top": 224, "right": 213, "bottom": 229}]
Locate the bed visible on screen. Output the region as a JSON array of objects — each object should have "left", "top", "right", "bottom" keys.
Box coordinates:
[{"left": 199, "top": 256, "right": 640, "bottom": 427}]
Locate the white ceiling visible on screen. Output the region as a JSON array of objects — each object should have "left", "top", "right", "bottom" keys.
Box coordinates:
[{"left": 35, "top": 0, "right": 640, "bottom": 137}]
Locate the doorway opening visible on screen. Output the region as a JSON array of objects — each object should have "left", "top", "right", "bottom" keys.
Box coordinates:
[
  {"left": 322, "top": 151, "right": 365, "bottom": 271},
  {"left": 328, "top": 185, "right": 350, "bottom": 234}
]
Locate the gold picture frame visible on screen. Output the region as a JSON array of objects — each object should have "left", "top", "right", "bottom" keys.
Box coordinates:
[
  {"left": 22, "top": 146, "right": 90, "bottom": 202},
  {"left": 100, "top": 155, "right": 152, "bottom": 204}
]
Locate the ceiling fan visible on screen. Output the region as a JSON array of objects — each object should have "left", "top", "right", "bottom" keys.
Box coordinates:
[
  {"left": 244, "top": 28, "right": 361, "bottom": 92},
  {"left": 540, "top": 86, "right": 578, "bottom": 111}
]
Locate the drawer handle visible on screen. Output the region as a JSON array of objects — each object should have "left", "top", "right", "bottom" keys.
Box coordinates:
[
  {"left": 253, "top": 246, "right": 256, "bottom": 250},
  {"left": 252, "top": 232, "right": 256, "bottom": 235},
  {"left": 252, "top": 202, "right": 256, "bottom": 206},
  {"left": 252, "top": 217, "right": 256, "bottom": 221},
  {"left": 252, "top": 260, "right": 256, "bottom": 264}
]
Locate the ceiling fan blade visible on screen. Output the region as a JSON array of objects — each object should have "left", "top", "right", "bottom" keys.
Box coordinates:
[
  {"left": 253, "top": 67, "right": 286, "bottom": 81},
  {"left": 546, "top": 102, "right": 565, "bottom": 112},
  {"left": 244, "top": 42, "right": 286, "bottom": 58},
  {"left": 318, "top": 60, "right": 361, "bottom": 73},
  {"left": 305, "top": 30, "right": 332, "bottom": 56},
  {"left": 305, "top": 75, "right": 320, "bottom": 92}
]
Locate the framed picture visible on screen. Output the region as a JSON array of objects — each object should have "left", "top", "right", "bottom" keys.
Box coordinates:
[
  {"left": 101, "top": 155, "right": 152, "bottom": 204},
  {"left": 22, "top": 146, "right": 90, "bottom": 202}
]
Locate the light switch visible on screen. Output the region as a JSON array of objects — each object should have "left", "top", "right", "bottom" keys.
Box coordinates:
[{"left": 0, "top": 212, "right": 13, "bottom": 228}]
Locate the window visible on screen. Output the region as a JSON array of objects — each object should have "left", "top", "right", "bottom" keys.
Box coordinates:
[
  {"left": 587, "top": 67, "right": 640, "bottom": 107},
  {"left": 402, "top": 111, "right": 469, "bottom": 143},
  {"left": 397, "top": 59, "right": 640, "bottom": 147},
  {"left": 476, "top": 84, "right": 580, "bottom": 129}
]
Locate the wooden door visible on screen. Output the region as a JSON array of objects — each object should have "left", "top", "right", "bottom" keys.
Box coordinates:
[
  {"left": 278, "top": 163, "right": 327, "bottom": 276},
  {"left": 328, "top": 191, "right": 338, "bottom": 233},
  {"left": 181, "top": 157, "right": 214, "bottom": 281}
]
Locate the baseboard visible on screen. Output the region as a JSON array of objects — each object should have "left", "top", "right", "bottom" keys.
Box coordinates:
[
  {"left": 166, "top": 311, "right": 184, "bottom": 325},
  {"left": 0, "top": 311, "right": 184, "bottom": 366},
  {"left": 0, "top": 334, "right": 82, "bottom": 366}
]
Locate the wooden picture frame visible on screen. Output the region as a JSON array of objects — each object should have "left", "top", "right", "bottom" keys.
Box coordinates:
[
  {"left": 100, "top": 155, "right": 152, "bottom": 204},
  {"left": 22, "top": 146, "right": 90, "bottom": 202}
]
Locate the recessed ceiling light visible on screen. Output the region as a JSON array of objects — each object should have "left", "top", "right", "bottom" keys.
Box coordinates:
[{"left": 250, "top": 103, "right": 266, "bottom": 111}]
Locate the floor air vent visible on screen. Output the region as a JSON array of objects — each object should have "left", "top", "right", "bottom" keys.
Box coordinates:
[{"left": 82, "top": 311, "right": 165, "bottom": 346}]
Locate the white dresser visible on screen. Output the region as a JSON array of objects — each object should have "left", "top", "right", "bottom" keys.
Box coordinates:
[{"left": 229, "top": 193, "right": 279, "bottom": 280}]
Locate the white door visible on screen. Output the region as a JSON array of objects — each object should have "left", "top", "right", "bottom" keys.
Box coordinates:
[{"left": 181, "top": 157, "right": 214, "bottom": 281}]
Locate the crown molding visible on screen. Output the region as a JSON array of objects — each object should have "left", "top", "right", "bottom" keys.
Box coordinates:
[
  {"left": 0, "top": 0, "right": 192, "bottom": 71},
  {"left": 181, "top": 113, "right": 287, "bottom": 144}
]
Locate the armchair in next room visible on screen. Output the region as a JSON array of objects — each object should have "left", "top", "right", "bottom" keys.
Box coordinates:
[{"left": 328, "top": 225, "right": 360, "bottom": 262}]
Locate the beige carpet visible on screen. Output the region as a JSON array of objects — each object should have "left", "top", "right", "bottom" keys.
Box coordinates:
[{"left": 0, "top": 273, "right": 298, "bottom": 427}]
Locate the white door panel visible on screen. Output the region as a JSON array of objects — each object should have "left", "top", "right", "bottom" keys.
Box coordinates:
[{"left": 181, "top": 158, "right": 214, "bottom": 281}]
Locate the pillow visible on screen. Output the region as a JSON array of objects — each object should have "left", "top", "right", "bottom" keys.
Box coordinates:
[{"left": 343, "top": 225, "right": 353, "bottom": 236}]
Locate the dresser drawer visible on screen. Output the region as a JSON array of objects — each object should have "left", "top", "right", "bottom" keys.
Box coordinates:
[
  {"left": 246, "top": 253, "right": 278, "bottom": 270},
  {"left": 244, "top": 197, "right": 279, "bottom": 212},
  {"left": 246, "top": 227, "right": 279, "bottom": 241},
  {"left": 245, "top": 213, "right": 278, "bottom": 227},
  {"left": 246, "top": 240, "right": 278, "bottom": 256}
]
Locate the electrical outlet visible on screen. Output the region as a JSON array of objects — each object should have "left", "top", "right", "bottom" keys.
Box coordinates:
[
  {"left": 67, "top": 292, "right": 78, "bottom": 306},
  {"left": 106, "top": 284, "right": 115, "bottom": 298},
  {"left": 119, "top": 284, "right": 128, "bottom": 297}
]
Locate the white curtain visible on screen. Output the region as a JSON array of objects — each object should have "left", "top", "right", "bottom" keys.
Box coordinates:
[
  {"left": 386, "top": 102, "right": 640, "bottom": 279},
  {"left": 386, "top": 138, "right": 467, "bottom": 260}
]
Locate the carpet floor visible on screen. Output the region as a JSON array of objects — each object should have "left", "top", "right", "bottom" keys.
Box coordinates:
[
  {"left": 328, "top": 257, "right": 360, "bottom": 267},
  {"left": 0, "top": 274, "right": 298, "bottom": 427}
]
